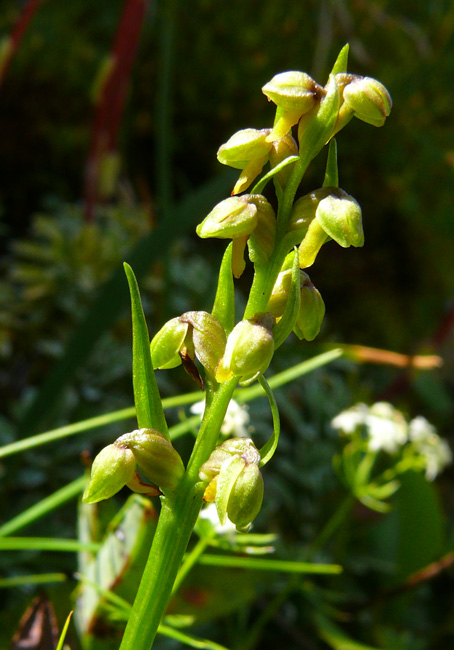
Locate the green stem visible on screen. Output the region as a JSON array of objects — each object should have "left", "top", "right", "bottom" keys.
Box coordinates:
[
  {"left": 119, "top": 377, "right": 238, "bottom": 650},
  {"left": 244, "top": 153, "right": 312, "bottom": 319}
]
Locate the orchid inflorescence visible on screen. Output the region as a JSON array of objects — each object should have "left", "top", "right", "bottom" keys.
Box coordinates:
[{"left": 84, "top": 45, "right": 392, "bottom": 534}]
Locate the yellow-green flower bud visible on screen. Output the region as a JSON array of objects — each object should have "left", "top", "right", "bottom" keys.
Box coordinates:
[
  {"left": 294, "top": 272, "right": 325, "bottom": 341},
  {"left": 216, "top": 313, "right": 275, "bottom": 384},
  {"left": 316, "top": 191, "right": 364, "bottom": 248},
  {"left": 288, "top": 187, "right": 332, "bottom": 240},
  {"left": 342, "top": 76, "right": 392, "bottom": 127},
  {"left": 247, "top": 195, "right": 276, "bottom": 261},
  {"left": 150, "top": 317, "right": 189, "bottom": 370},
  {"left": 217, "top": 128, "right": 273, "bottom": 168},
  {"left": 262, "top": 71, "right": 323, "bottom": 141},
  {"left": 199, "top": 438, "right": 263, "bottom": 532},
  {"left": 267, "top": 268, "right": 292, "bottom": 317},
  {"left": 269, "top": 132, "right": 298, "bottom": 187},
  {"left": 217, "top": 128, "right": 274, "bottom": 195},
  {"left": 83, "top": 444, "right": 136, "bottom": 504},
  {"left": 196, "top": 196, "right": 258, "bottom": 240},
  {"left": 117, "top": 428, "right": 184, "bottom": 493},
  {"left": 333, "top": 73, "right": 392, "bottom": 136},
  {"left": 227, "top": 462, "right": 264, "bottom": 532},
  {"left": 151, "top": 312, "right": 226, "bottom": 381},
  {"left": 180, "top": 311, "right": 227, "bottom": 376}
]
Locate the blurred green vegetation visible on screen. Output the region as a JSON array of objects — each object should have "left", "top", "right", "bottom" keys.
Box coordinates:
[{"left": 0, "top": 0, "right": 453, "bottom": 648}]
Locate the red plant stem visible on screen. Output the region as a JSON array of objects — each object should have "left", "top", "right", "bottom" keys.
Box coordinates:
[
  {"left": 0, "top": 0, "right": 44, "bottom": 89},
  {"left": 84, "top": 0, "right": 148, "bottom": 222}
]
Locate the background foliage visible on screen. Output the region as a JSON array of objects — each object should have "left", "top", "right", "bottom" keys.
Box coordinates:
[{"left": 1, "top": 0, "right": 453, "bottom": 648}]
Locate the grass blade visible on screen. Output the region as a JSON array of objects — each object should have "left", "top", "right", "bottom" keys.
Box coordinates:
[
  {"left": 124, "top": 262, "right": 168, "bottom": 437},
  {"left": 0, "top": 475, "right": 86, "bottom": 537},
  {"left": 196, "top": 554, "right": 342, "bottom": 574},
  {"left": 0, "top": 537, "right": 100, "bottom": 553}
]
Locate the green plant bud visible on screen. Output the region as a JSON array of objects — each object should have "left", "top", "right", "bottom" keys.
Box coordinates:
[
  {"left": 83, "top": 444, "right": 136, "bottom": 504},
  {"left": 267, "top": 268, "right": 292, "bottom": 317},
  {"left": 217, "top": 128, "right": 273, "bottom": 169},
  {"left": 262, "top": 71, "right": 323, "bottom": 141},
  {"left": 247, "top": 195, "right": 276, "bottom": 261},
  {"left": 316, "top": 191, "right": 364, "bottom": 248},
  {"left": 227, "top": 462, "right": 264, "bottom": 532},
  {"left": 150, "top": 317, "right": 189, "bottom": 370},
  {"left": 342, "top": 76, "right": 392, "bottom": 127},
  {"left": 196, "top": 196, "right": 258, "bottom": 240},
  {"left": 269, "top": 132, "right": 298, "bottom": 187},
  {"left": 117, "top": 428, "right": 184, "bottom": 493},
  {"left": 288, "top": 187, "right": 333, "bottom": 240},
  {"left": 294, "top": 273, "right": 326, "bottom": 341},
  {"left": 262, "top": 71, "right": 320, "bottom": 113},
  {"left": 200, "top": 437, "right": 261, "bottom": 483},
  {"left": 215, "top": 313, "right": 275, "bottom": 383},
  {"left": 199, "top": 438, "right": 263, "bottom": 531},
  {"left": 217, "top": 129, "right": 274, "bottom": 195},
  {"left": 180, "top": 311, "right": 227, "bottom": 375}
]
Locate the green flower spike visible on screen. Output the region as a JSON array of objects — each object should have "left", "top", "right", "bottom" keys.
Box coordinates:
[
  {"left": 262, "top": 71, "right": 323, "bottom": 141},
  {"left": 83, "top": 443, "right": 137, "bottom": 504},
  {"left": 217, "top": 128, "right": 273, "bottom": 195},
  {"left": 199, "top": 438, "right": 264, "bottom": 532},
  {"left": 215, "top": 312, "right": 275, "bottom": 384}
]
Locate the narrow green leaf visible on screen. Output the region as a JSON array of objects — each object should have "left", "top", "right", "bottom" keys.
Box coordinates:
[
  {"left": 323, "top": 139, "right": 339, "bottom": 187},
  {"left": 258, "top": 376, "right": 280, "bottom": 467},
  {"left": 0, "top": 537, "right": 100, "bottom": 553},
  {"left": 0, "top": 475, "right": 86, "bottom": 537},
  {"left": 158, "top": 623, "right": 230, "bottom": 650},
  {"left": 196, "top": 555, "right": 342, "bottom": 574},
  {"left": 124, "top": 263, "right": 168, "bottom": 438},
  {"left": 272, "top": 249, "right": 300, "bottom": 349},
  {"left": 331, "top": 43, "right": 349, "bottom": 75},
  {"left": 0, "top": 573, "right": 67, "bottom": 589},
  {"left": 56, "top": 611, "right": 73, "bottom": 650},
  {"left": 212, "top": 242, "right": 235, "bottom": 335},
  {"left": 251, "top": 155, "right": 299, "bottom": 195},
  {"left": 315, "top": 613, "right": 384, "bottom": 650}
]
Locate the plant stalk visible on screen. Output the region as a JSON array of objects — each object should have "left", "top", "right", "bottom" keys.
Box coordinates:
[{"left": 119, "top": 377, "right": 237, "bottom": 650}]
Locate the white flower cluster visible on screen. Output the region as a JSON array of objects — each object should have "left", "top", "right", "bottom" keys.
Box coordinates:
[
  {"left": 408, "top": 416, "right": 452, "bottom": 481},
  {"left": 190, "top": 398, "right": 250, "bottom": 437},
  {"left": 331, "top": 403, "right": 452, "bottom": 480}
]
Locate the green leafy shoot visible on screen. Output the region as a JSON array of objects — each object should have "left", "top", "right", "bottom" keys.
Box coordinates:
[{"left": 124, "top": 262, "right": 168, "bottom": 438}]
